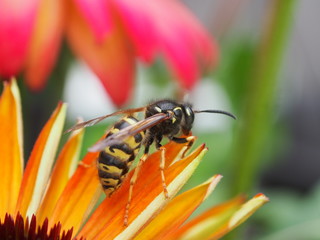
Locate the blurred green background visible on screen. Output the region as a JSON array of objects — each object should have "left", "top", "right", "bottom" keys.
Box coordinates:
[{"left": 11, "top": 0, "right": 320, "bottom": 239}]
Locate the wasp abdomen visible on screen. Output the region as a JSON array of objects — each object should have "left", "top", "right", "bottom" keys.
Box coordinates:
[{"left": 98, "top": 116, "right": 144, "bottom": 196}]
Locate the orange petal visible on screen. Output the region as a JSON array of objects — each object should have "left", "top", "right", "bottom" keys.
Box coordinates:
[
  {"left": 48, "top": 151, "right": 101, "bottom": 234},
  {"left": 0, "top": 79, "right": 23, "bottom": 217},
  {"left": 134, "top": 175, "right": 223, "bottom": 240},
  {"left": 220, "top": 193, "right": 269, "bottom": 238},
  {"left": 24, "top": 0, "right": 63, "bottom": 90},
  {"left": 15, "top": 102, "right": 66, "bottom": 217},
  {"left": 77, "top": 138, "right": 193, "bottom": 239},
  {"left": 36, "top": 126, "right": 84, "bottom": 223},
  {"left": 78, "top": 140, "right": 206, "bottom": 239},
  {"left": 65, "top": 0, "right": 135, "bottom": 106},
  {"left": 171, "top": 194, "right": 268, "bottom": 240}
]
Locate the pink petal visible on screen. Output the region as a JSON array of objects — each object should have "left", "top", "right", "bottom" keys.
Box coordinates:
[
  {"left": 24, "top": 0, "right": 63, "bottom": 90},
  {"left": 158, "top": 0, "right": 218, "bottom": 88},
  {"left": 66, "top": 1, "right": 135, "bottom": 106},
  {"left": 0, "top": 0, "right": 40, "bottom": 77},
  {"left": 110, "top": 0, "right": 158, "bottom": 62},
  {"left": 113, "top": 0, "right": 218, "bottom": 89},
  {"left": 74, "top": 0, "right": 113, "bottom": 41}
]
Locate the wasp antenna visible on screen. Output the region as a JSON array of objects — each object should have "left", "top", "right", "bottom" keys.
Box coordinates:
[{"left": 194, "top": 110, "right": 237, "bottom": 120}]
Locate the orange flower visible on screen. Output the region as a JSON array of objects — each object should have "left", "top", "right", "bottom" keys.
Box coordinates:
[
  {"left": 0, "top": 79, "right": 268, "bottom": 239},
  {"left": 0, "top": 0, "right": 218, "bottom": 106}
]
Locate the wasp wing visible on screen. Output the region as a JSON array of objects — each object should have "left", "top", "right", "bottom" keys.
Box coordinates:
[
  {"left": 88, "top": 113, "right": 170, "bottom": 152},
  {"left": 65, "top": 107, "right": 146, "bottom": 133}
]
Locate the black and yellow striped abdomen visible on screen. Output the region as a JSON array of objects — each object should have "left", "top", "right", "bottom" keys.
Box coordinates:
[{"left": 98, "top": 116, "right": 144, "bottom": 196}]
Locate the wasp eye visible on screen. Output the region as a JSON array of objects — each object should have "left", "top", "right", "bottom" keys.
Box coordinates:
[
  {"left": 173, "top": 107, "right": 182, "bottom": 118},
  {"left": 183, "top": 105, "right": 195, "bottom": 127},
  {"left": 185, "top": 106, "right": 192, "bottom": 117}
]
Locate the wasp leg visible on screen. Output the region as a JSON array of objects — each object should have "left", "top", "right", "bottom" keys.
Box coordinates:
[
  {"left": 159, "top": 146, "right": 169, "bottom": 199},
  {"left": 180, "top": 136, "right": 196, "bottom": 158},
  {"left": 169, "top": 136, "right": 189, "bottom": 143},
  {"left": 154, "top": 134, "right": 169, "bottom": 199},
  {"left": 168, "top": 136, "right": 196, "bottom": 165},
  {"left": 124, "top": 139, "right": 153, "bottom": 226},
  {"left": 153, "top": 134, "right": 169, "bottom": 198},
  {"left": 124, "top": 154, "right": 148, "bottom": 226},
  {"left": 155, "top": 134, "right": 163, "bottom": 149},
  {"left": 169, "top": 136, "right": 196, "bottom": 157}
]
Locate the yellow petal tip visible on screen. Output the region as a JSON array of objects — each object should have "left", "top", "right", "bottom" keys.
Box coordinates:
[
  {"left": 203, "top": 174, "right": 223, "bottom": 200},
  {"left": 228, "top": 193, "right": 269, "bottom": 229}
]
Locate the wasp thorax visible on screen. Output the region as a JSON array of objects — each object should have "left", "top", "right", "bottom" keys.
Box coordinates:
[{"left": 147, "top": 100, "right": 181, "bottom": 118}]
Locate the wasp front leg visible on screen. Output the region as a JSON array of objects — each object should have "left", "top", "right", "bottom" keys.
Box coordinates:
[
  {"left": 169, "top": 135, "right": 196, "bottom": 159},
  {"left": 169, "top": 136, "right": 188, "bottom": 143}
]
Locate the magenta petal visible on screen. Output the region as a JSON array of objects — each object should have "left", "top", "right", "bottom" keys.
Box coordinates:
[
  {"left": 0, "top": 0, "right": 40, "bottom": 77},
  {"left": 114, "top": 0, "right": 218, "bottom": 89},
  {"left": 157, "top": 0, "right": 218, "bottom": 89},
  {"left": 161, "top": 35, "right": 199, "bottom": 89},
  {"left": 66, "top": 0, "right": 135, "bottom": 106},
  {"left": 172, "top": 2, "right": 218, "bottom": 68},
  {"left": 24, "top": 0, "right": 63, "bottom": 91},
  {"left": 112, "top": 0, "right": 158, "bottom": 62},
  {"left": 74, "top": 0, "right": 113, "bottom": 41}
]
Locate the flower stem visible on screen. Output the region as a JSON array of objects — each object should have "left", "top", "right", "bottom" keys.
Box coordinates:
[{"left": 231, "top": 0, "right": 297, "bottom": 195}]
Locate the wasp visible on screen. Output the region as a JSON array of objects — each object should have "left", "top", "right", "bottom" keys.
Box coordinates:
[{"left": 66, "top": 99, "right": 236, "bottom": 225}]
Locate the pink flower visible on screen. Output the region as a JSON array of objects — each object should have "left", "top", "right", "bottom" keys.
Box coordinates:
[
  {"left": 0, "top": 0, "right": 63, "bottom": 90},
  {"left": 0, "top": 0, "right": 218, "bottom": 106}
]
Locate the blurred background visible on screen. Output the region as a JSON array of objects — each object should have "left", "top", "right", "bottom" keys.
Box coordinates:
[{"left": 1, "top": 0, "right": 319, "bottom": 239}]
